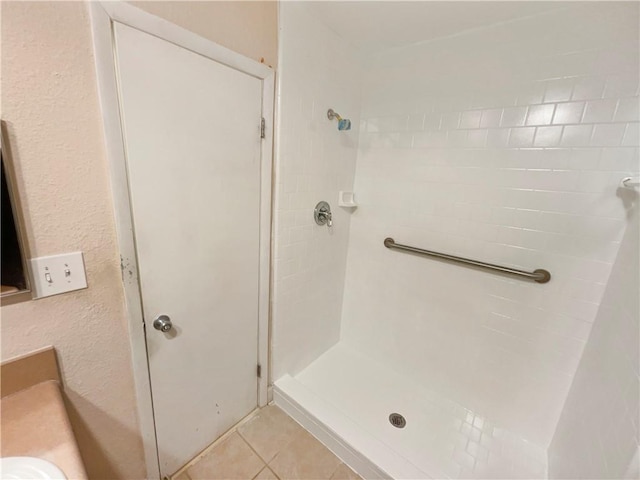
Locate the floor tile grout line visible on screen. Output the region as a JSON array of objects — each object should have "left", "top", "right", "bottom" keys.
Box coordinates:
[
  {"left": 237, "top": 424, "right": 276, "bottom": 465},
  {"left": 250, "top": 468, "right": 260, "bottom": 480},
  {"left": 240, "top": 407, "right": 360, "bottom": 480},
  {"left": 267, "top": 453, "right": 284, "bottom": 480},
  {"left": 171, "top": 407, "right": 262, "bottom": 479},
  {"left": 237, "top": 406, "right": 309, "bottom": 476},
  {"left": 252, "top": 465, "right": 280, "bottom": 480},
  {"left": 327, "top": 463, "right": 340, "bottom": 480},
  {"left": 327, "top": 461, "right": 350, "bottom": 480},
  {"left": 173, "top": 405, "right": 360, "bottom": 480},
  {"left": 251, "top": 465, "right": 266, "bottom": 480},
  {"left": 236, "top": 426, "right": 282, "bottom": 478},
  {"left": 236, "top": 428, "right": 269, "bottom": 473},
  {"left": 241, "top": 435, "right": 284, "bottom": 479},
  {"left": 188, "top": 430, "right": 265, "bottom": 480}
]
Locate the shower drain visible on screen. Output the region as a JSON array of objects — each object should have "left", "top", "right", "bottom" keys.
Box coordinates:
[{"left": 389, "top": 413, "right": 406, "bottom": 428}]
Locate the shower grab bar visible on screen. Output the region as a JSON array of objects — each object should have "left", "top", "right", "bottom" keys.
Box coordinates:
[{"left": 383, "top": 237, "right": 551, "bottom": 284}]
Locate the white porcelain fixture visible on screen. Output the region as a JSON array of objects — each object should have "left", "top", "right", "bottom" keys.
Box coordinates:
[{"left": 0, "top": 457, "right": 66, "bottom": 480}]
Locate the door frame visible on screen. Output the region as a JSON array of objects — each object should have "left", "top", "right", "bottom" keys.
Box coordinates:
[{"left": 89, "top": 3, "right": 274, "bottom": 478}]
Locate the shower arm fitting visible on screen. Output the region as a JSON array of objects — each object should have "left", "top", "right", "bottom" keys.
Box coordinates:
[{"left": 327, "top": 108, "right": 343, "bottom": 121}]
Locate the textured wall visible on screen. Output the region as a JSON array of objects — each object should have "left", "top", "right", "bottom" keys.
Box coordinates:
[
  {"left": 1, "top": 1, "right": 278, "bottom": 479},
  {"left": 341, "top": 2, "right": 639, "bottom": 446},
  {"left": 549, "top": 200, "right": 639, "bottom": 478},
  {"left": 271, "top": 2, "right": 361, "bottom": 380},
  {"left": 132, "top": 1, "right": 277, "bottom": 68},
  {"left": 1, "top": 2, "right": 145, "bottom": 478}
]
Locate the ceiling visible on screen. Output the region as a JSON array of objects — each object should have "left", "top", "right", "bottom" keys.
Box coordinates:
[{"left": 304, "top": 1, "right": 572, "bottom": 55}]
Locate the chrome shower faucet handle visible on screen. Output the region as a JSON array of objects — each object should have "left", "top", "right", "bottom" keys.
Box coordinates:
[{"left": 314, "top": 201, "right": 333, "bottom": 227}]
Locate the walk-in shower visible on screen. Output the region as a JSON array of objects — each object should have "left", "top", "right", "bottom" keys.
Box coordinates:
[{"left": 272, "top": 2, "right": 639, "bottom": 479}]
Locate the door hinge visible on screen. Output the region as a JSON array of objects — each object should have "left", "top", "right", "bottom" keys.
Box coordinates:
[
  {"left": 257, "top": 364, "right": 262, "bottom": 378},
  {"left": 260, "top": 117, "right": 266, "bottom": 139}
]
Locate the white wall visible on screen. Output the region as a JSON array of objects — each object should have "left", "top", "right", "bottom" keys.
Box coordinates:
[
  {"left": 130, "top": 1, "right": 277, "bottom": 68},
  {"left": 549, "top": 198, "right": 639, "bottom": 478},
  {"left": 341, "top": 2, "right": 639, "bottom": 446},
  {"left": 1, "top": 3, "right": 146, "bottom": 477},
  {"left": 271, "top": 2, "right": 361, "bottom": 380}
]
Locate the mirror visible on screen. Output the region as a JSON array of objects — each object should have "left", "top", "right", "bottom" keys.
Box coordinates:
[{"left": 1, "top": 121, "right": 32, "bottom": 304}]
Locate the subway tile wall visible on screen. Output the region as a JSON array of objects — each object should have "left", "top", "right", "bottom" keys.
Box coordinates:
[
  {"left": 272, "top": 2, "right": 361, "bottom": 380},
  {"left": 549, "top": 202, "right": 639, "bottom": 479},
  {"left": 341, "top": 2, "right": 639, "bottom": 446}
]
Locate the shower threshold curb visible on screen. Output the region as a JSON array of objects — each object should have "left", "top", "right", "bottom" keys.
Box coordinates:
[{"left": 273, "top": 374, "right": 427, "bottom": 480}]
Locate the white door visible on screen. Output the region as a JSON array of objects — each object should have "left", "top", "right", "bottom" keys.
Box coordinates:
[{"left": 113, "top": 22, "right": 263, "bottom": 476}]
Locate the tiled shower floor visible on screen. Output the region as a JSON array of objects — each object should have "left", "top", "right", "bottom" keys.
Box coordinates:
[
  {"left": 275, "top": 342, "right": 548, "bottom": 479},
  {"left": 171, "top": 405, "right": 362, "bottom": 480}
]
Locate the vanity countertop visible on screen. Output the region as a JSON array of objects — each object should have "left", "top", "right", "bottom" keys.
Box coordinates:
[{"left": 1, "top": 380, "right": 87, "bottom": 479}]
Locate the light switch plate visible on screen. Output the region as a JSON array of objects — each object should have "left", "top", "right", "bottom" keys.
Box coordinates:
[{"left": 30, "top": 252, "right": 88, "bottom": 299}]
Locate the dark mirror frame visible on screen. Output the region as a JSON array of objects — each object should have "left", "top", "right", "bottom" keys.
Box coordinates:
[{"left": 1, "top": 121, "right": 33, "bottom": 305}]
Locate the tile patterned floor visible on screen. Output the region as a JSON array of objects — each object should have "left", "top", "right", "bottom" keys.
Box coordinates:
[
  {"left": 172, "top": 405, "right": 362, "bottom": 480},
  {"left": 289, "top": 344, "right": 549, "bottom": 479}
]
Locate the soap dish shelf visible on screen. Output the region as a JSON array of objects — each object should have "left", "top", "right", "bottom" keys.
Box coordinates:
[{"left": 338, "top": 191, "right": 357, "bottom": 208}]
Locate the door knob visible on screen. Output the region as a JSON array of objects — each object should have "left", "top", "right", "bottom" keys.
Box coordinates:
[{"left": 153, "top": 315, "right": 172, "bottom": 332}]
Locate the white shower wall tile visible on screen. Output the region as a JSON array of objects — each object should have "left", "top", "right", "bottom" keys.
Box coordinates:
[
  {"left": 342, "top": 2, "right": 639, "bottom": 447},
  {"left": 552, "top": 102, "right": 585, "bottom": 125},
  {"left": 272, "top": 2, "right": 361, "bottom": 380},
  {"left": 615, "top": 97, "right": 640, "bottom": 122},
  {"left": 623, "top": 123, "right": 640, "bottom": 147},
  {"left": 582, "top": 98, "right": 618, "bottom": 123},
  {"left": 549, "top": 206, "right": 639, "bottom": 479}
]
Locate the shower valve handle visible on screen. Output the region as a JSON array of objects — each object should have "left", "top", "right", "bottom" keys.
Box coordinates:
[
  {"left": 323, "top": 210, "right": 333, "bottom": 227},
  {"left": 314, "top": 201, "right": 333, "bottom": 228}
]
